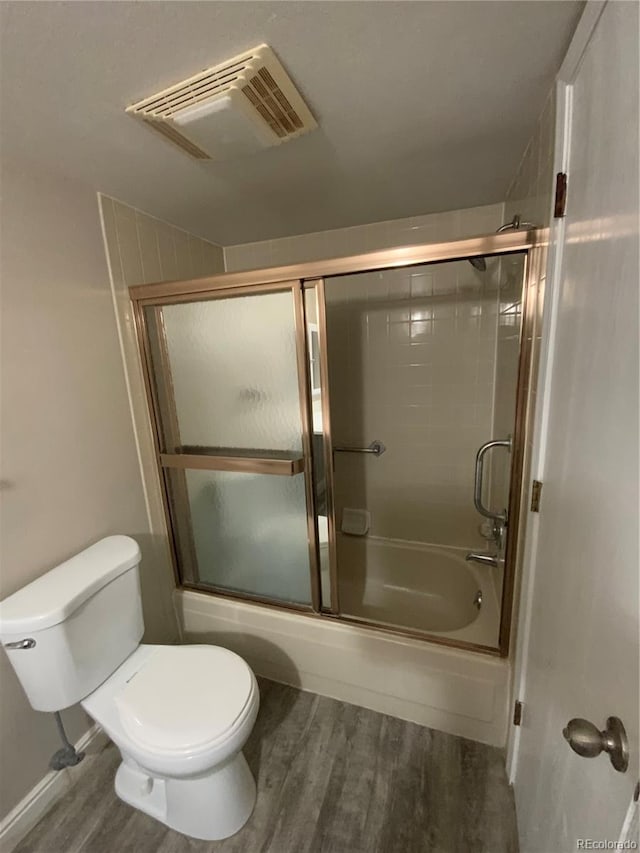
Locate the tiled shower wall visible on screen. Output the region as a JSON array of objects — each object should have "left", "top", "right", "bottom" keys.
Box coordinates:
[
  {"left": 224, "top": 203, "right": 504, "bottom": 271},
  {"left": 98, "top": 196, "right": 225, "bottom": 624},
  {"left": 325, "top": 260, "right": 503, "bottom": 550},
  {"left": 490, "top": 92, "right": 556, "bottom": 515},
  {"left": 100, "top": 195, "right": 224, "bottom": 287},
  {"left": 224, "top": 203, "right": 505, "bottom": 552}
]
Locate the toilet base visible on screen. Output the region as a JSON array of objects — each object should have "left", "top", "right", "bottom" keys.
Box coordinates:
[{"left": 114, "top": 752, "right": 257, "bottom": 841}]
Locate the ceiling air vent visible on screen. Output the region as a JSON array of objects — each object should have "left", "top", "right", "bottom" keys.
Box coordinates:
[{"left": 126, "top": 44, "right": 317, "bottom": 160}]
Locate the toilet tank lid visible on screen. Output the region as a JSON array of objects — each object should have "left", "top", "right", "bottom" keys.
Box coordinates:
[{"left": 0, "top": 536, "right": 141, "bottom": 635}]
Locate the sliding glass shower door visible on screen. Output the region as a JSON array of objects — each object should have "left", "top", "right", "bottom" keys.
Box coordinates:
[
  {"left": 141, "top": 285, "right": 317, "bottom": 606},
  {"left": 318, "top": 254, "right": 528, "bottom": 648},
  {"left": 130, "top": 227, "right": 540, "bottom": 655}
]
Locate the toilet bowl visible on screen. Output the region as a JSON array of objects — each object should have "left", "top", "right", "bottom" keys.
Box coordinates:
[
  {"left": 82, "top": 643, "right": 260, "bottom": 840},
  {"left": 0, "top": 536, "right": 260, "bottom": 842}
]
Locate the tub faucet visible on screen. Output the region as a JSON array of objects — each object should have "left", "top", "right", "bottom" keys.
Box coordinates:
[{"left": 466, "top": 552, "right": 499, "bottom": 568}]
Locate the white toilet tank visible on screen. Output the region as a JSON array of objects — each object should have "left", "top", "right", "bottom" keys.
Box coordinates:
[{"left": 0, "top": 536, "right": 144, "bottom": 712}]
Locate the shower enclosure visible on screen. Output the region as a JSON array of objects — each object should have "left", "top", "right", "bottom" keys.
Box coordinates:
[{"left": 131, "top": 230, "right": 543, "bottom": 655}]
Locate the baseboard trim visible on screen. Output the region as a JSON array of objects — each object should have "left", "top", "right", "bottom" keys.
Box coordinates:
[{"left": 0, "top": 724, "right": 109, "bottom": 853}]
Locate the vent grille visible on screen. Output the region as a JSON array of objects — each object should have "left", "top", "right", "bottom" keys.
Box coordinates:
[
  {"left": 131, "top": 60, "right": 250, "bottom": 119},
  {"left": 144, "top": 118, "right": 210, "bottom": 159},
  {"left": 242, "top": 67, "right": 305, "bottom": 138},
  {"left": 127, "top": 45, "right": 316, "bottom": 159}
]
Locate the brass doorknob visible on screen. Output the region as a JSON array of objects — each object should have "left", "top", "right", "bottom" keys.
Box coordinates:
[{"left": 562, "top": 716, "right": 629, "bottom": 773}]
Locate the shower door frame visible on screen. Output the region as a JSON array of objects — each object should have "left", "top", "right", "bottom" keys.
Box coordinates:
[
  {"left": 133, "top": 280, "right": 322, "bottom": 612},
  {"left": 130, "top": 228, "right": 548, "bottom": 657}
]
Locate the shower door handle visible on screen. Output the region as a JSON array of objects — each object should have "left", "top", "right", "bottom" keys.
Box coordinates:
[{"left": 474, "top": 438, "right": 511, "bottom": 524}]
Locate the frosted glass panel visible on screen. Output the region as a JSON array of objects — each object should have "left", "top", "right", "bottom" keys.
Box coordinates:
[
  {"left": 170, "top": 468, "right": 311, "bottom": 604},
  {"left": 153, "top": 291, "right": 303, "bottom": 451}
]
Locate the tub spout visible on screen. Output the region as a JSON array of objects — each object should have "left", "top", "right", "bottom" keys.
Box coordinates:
[{"left": 466, "top": 552, "right": 499, "bottom": 568}]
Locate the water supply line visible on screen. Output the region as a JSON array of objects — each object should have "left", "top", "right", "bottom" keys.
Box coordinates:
[{"left": 49, "top": 711, "right": 84, "bottom": 770}]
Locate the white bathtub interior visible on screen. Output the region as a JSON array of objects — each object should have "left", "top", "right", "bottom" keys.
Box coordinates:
[
  {"left": 318, "top": 520, "right": 500, "bottom": 646},
  {"left": 336, "top": 536, "right": 500, "bottom": 646}
]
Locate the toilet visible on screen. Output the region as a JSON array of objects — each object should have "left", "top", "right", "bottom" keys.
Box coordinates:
[{"left": 0, "top": 536, "right": 259, "bottom": 841}]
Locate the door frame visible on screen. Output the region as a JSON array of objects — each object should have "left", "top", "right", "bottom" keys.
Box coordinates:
[{"left": 505, "top": 0, "right": 610, "bottom": 780}]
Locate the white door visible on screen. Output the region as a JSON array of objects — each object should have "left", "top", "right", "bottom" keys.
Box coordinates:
[{"left": 513, "top": 2, "right": 639, "bottom": 851}]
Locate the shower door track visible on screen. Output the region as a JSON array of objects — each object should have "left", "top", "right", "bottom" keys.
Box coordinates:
[
  {"left": 130, "top": 228, "right": 548, "bottom": 658},
  {"left": 130, "top": 230, "right": 545, "bottom": 302}
]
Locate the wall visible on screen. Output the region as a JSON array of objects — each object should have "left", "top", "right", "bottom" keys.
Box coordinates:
[
  {"left": 0, "top": 164, "right": 173, "bottom": 820},
  {"left": 224, "top": 203, "right": 504, "bottom": 271},
  {"left": 98, "top": 195, "right": 225, "bottom": 625},
  {"left": 325, "top": 259, "right": 502, "bottom": 551}
]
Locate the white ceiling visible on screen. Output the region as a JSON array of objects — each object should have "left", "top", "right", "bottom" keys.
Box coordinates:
[{"left": 0, "top": 1, "right": 583, "bottom": 245}]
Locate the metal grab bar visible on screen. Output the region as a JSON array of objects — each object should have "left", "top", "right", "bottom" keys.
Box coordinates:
[
  {"left": 474, "top": 438, "right": 511, "bottom": 523},
  {"left": 334, "top": 440, "right": 386, "bottom": 457}
]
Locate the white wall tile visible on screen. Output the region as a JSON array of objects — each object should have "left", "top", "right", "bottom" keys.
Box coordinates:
[
  {"left": 224, "top": 202, "right": 505, "bottom": 273},
  {"left": 113, "top": 200, "right": 143, "bottom": 287},
  {"left": 136, "top": 212, "right": 162, "bottom": 284},
  {"left": 156, "top": 221, "right": 179, "bottom": 281},
  {"left": 96, "top": 194, "right": 226, "bottom": 671},
  {"left": 173, "top": 229, "right": 193, "bottom": 280},
  {"left": 202, "top": 241, "right": 225, "bottom": 276},
  {"left": 103, "top": 196, "right": 223, "bottom": 288},
  {"left": 325, "top": 258, "right": 501, "bottom": 550},
  {"left": 188, "top": 234, "right": 204, "bottom": 278},
  {"left": 99, "top": 195, "right": 124, "bottom": 288}
]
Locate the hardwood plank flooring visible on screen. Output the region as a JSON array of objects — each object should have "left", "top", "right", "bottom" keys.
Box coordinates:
[{"left": 14, "top": 679, "right": 519, "bottom": 853}]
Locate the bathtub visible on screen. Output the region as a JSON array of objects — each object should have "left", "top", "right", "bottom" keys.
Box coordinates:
[
  {"left": 176, "top": 557, "right": 511, "bottom": 746},
  {"left": 334, "top": 535, "right": 501, "bottom": 648}
]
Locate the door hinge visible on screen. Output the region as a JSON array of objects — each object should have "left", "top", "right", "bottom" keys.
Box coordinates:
[
  {"left": 513, "top": 700, "right": 523, "bottom": 726},
  {"left": 554, "top": 172, "right": 568, "bottom": 218},
  {"left": 530, "top": 480, "right": 543, "bottom": 512}
]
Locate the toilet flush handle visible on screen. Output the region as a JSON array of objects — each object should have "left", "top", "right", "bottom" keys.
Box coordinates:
[{"left": 4, "top": 638, "right": 36, "bottom": 650}]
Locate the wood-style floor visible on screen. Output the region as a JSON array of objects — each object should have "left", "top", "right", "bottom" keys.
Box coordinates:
[{"left": 15, "top": 679, "right": 519, "bottom": 853}]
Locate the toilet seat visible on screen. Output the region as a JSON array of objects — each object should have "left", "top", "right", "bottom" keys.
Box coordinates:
[{"left": 115, "top": 645, "right": 254, "bottom": 755}]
